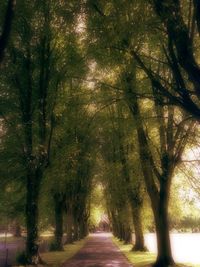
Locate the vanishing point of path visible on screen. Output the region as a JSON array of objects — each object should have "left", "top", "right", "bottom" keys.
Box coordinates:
[{"left": 62, "top": 233, "right": 133, "bottom": 267}]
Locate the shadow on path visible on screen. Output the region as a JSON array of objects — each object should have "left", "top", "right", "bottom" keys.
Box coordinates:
[{"left": 62, "top": 233, "right": 133, "bottom": 267}]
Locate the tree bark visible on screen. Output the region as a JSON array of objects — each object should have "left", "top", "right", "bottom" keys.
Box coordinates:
[
  {"left": 13, "top": 220, "right": 22, "bottom": 237},
  {"left": 152, "top": 0, "right": 200, "bottom": 101},
  {"left": 73, "top": 220, "right": 79, "bottom": 241},
  {"left": 79, "top": 220, "right": 88, "bottom": 239},
  {"left": 115, "top": 118, "right": 146, "bottom": 249},
  {"left": 53, "top": 193, "right": 64, "bottom": 251},
  {"left": 134, "top": 107, "right": 174, "bottom": 266},
  {"left": 25, "top": 168, "right": 42, "bottom": 264},
  {"left": 131, "top": 205, "right": 146, "bottom": 251},
  {"left": 153, "top": 181, "right": 174, "bottom": 267},
  {"left": 123, "top": 226, "right": 132, "bottom": 244},
  {"left": 0, "top": 0, "right": 15, "bottom": 63},
  {"left": 65, "top": 211, "right": 74, "bottom": 244},
  {"left": 124, "top": 73, "right": 174, "bottom": 266}
]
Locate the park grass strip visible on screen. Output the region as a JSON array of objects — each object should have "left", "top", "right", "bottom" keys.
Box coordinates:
[
  {"left": 112, "top": 237, "right": 156, "bottom": 267},
  {"left": 40, "top": 237, "right": 89, "bottom": 267},
  {"left": 112, "top": 237, "right": 199, "bottom": 267}
]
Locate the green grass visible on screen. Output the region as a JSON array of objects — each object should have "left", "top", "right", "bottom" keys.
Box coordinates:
[
  {"left": 112, "top": 237, "right": 200, "bottom": 267},
  {"left": 112, "top": 237, "right": 156, "bottom": 267},
  {"left": 41, "top": 237, "right": 89, "bottom": 267},
  {"left": 10, "top": 236, "right": 88, "bottom": 267}
]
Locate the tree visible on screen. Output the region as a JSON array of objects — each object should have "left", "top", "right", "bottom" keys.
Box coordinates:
[
  {"left": 45, "top": 74, "right": 96, "bottom": 248},
  {"left": 0, "top": 1, "right": 82, "bottom": 263},
  {"left": 122, "top": 61, "right": 194, "bottom": 266},
  {"left": 86, "top": 2, "right": 196, "bottom": 265},
  {"left": 133, "top": 0, "right": 200, "bottom": 120}
]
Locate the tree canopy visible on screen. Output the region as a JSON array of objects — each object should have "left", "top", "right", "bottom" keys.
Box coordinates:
[{"left": 1, "top": 1, "right": 200, "bottom": 267}]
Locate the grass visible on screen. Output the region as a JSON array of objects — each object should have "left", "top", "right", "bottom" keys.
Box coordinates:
[
  {"left": 10, "top": 236, "right": 88, "bottom": 267},
  {"left": 112, "top": 237, "right": 200, "bottom": 267},
  {"left": 41, "top": 237, "right": 89, "bottom": 267},
  {"left": 112, "top": 237, "right": 156, "bottom": 267}
]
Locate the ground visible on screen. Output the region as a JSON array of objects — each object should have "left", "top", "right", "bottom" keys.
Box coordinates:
[
  {"left": 2, "top": 233, "right": 200, "bottom": 267},
  {"left": 62, "top": 232, "right": 133, "bottom": 267},
  {"left": 42, "top": 238, "right": 88, "bottom": 267},
  {"left": 113, "top": 237, "right": 200, "bottom": 267}
]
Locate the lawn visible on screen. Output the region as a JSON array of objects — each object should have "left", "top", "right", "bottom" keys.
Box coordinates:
[
  {"left": 112, "top": 237, "right": 200, "bottom": 267},
  {"left": 41, "top": 237, "right": 89, "bottom": 267}
]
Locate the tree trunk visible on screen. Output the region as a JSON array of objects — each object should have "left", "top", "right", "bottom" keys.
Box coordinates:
[
  {"left": 13, "top": 220, "right": 22, "bottom": 237},
  {"left": 73, "top": 220, "right": 79, "bottom": 241},
  {"left": 124, "top": 226, "right": 132, "bottom": 244},
  {"left": 53, "top": 193, "right": 64, "bottom": 251},
  {"left": 119, "top": 222, "right": 123, "bottom": 240},
  {"left": 79, "top": 220, "right": 88, "bottom": 239},
  {"left": 136, "top": 121, "right": 174, "bottom": 266},
  {"left": 65, "top": 211, "right": 73, "bottom": 244},
  {"left": 0, "top": 0, "right": 15, "bottom": 63},
  {"left": 124, "top": 79, "right": 174, "bottom": 266},
  {"left": 25, "top": 168, "right": 42, "bottom": 264},
  {"left": 131, "top": 205, "right": 146, "bottom": 251},
  {"left": 153, "top": 182, "right": 174, "bottom": 267},
  {"left": 111, "top": 212, "right": 118, "bottom": 237}
]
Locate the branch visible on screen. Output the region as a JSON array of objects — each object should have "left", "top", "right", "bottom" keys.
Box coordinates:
[
  {"left": 0, "top": 0, "right": 16, "bottom": 63},
  {"left": 92, "top": 3, "right": 106, "bottom": 17},
  {"left": 132, "top": 49, "right": 200, "bottom": 119}
]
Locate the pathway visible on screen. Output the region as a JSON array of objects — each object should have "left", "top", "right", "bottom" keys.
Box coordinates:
[{"left": 62, "top": 232, "right": 133, "bottom": 267}]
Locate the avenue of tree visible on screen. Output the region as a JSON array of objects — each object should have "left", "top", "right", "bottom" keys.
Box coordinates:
[{"left": 1, "top": 1, "right": 200, "bottom": 267}]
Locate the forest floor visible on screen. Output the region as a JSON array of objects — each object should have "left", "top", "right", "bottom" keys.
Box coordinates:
[{"left": 62, "top": 232, "right": 133, "bottom": 267}]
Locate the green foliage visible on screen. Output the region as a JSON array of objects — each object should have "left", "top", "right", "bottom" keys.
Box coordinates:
[
  {"left": 89, "top": 183, "right": 107, "bottom": 226},
  {"left": 1, "top": 1, "right": 200, "bottom": 265}
]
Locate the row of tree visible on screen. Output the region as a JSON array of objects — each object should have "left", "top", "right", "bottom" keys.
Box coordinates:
[
  {"left": 85, "top": 1, "right": 200, "bottom": 266},
  {"left": 0, "top": 1, "right": 96, "bottom": 264}
]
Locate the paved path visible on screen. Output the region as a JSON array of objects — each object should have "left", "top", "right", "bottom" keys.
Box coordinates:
[{"left": 62, "top": 233, "right": 133, "bottom": 267}]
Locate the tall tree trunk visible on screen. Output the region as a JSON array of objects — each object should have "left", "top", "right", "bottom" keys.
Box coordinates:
[
  {"left": 13, "top": 220, "right": 22, "bottom": 237},
  {"left": 116, "top": 124, "right": 146, "bottom": 250},
  {"left": 0, "top": 0, "right": 15, "bottom": 63},
  {"left": 131, "top": 204, "right": 146, "bottom": 251},
  {"left": 79, "top": 220, "right": 88, "bottom": 239},
  {"left": 53, "top": 193, "right": 64, "bottom": 251},
  {"left": 135, "top": 112, "right": 174, "bottom": 266},
  {"left": 73, "top": 219, "right": 79, "bottom": 241},
  {"left": 124, "top": 77, "right": 174, "bottom": 266},
  {"left": 153, "top": 181, "right": 174, "bottom": 267},
  {"left": 119, "top": 222, "right": 125, "bottom": 241},
  {"left": 136, "top": 119, "right": 174, "bottom": 266},
  {"left": 65, "top": 211, "right": 73, "bottom": 244},
  {"left": 123, "top": 226, "right": 132, "bottom": 244},
  {"left": 111, "top": 212, "right": 118, "bottom": 237},
  {"left": 25, "top": 168, "right": 42, "bottom": 264},
  {"left": 79, "top": 222, "right": 85, "bottom": 239}
]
